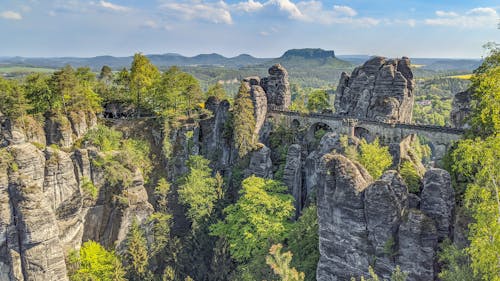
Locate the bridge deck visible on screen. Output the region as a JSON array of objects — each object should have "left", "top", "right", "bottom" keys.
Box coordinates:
[{"left": 268, "top": 109, "right": 465, "bottom": 135}]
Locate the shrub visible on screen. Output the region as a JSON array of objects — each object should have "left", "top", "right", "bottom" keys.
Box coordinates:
[
  {"left": 358, "top": 138, "right": 392, "bottom": 179},
  {"left": 399, "top": 161, "right": 421, "bottom": 193},
  {"left": 84, "top": 125, "right": 122, "bottom": 152}
]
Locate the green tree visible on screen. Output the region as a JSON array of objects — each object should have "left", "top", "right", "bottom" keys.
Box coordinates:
[
  {"left": 307, "top": 89, "right": 330, "bottom": 112},
  {"left": 125, "top": 220, "right": 150, "bottom": 281},
  {"left": 69, "top": 240, "right": 126, "bottom": 281},
  {"left": 99, "top": 65, "right": 114, "bottom": 84},
  {"left": 130, "top": 53, "right": 160, "bottom": 116},
  {"left": 358, "top": 138, "right": 392, "bottom": 179},
  {"left": 469, "top": 65, "right": 500, "bottom": 137},
  {"left": 0, "top": 77, "right": 29, "bottom": 119},
  {"left": 178, "top": 155, "right": 222, "bottom": 229},
  {"left": 266, "top": 244, "right": 305, "bottom": 281},
  {"left": 438, "top": 239, "right": 479, "bottom": 281},
  {"left": 24, "top": 73, "right": 54, "bottom": 114},
  {"left": 287, "top": 205, "right": 319, "bottom": 281},
  {"left": 48, "top": 64, "right": 77, "bottom": 113},
  {"left": 399, "top": 161, "right": 421, "bottom": 193},
  {"left": 233, "top": 83, "right": 256, "bottom": 157},
  {"left": 206, "top": 83, "right": 228, "bottom": 100},
  {"left": 210, "top": 176, "right": 294, "bottom": 262},
  {"left": 451, "top": 136, "right": 500, "bottom": 280}
]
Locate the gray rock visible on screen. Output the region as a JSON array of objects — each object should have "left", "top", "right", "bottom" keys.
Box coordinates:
[
  {"left": 420, "top": 168, "right": 454, "bottom": 241},
  {"left": 243, "top": 78, "right": 268, "bottom": 142},
  {"left": 450, "top": 89, "right": 472, "bottom": 129},
  {"left": 397, "top": 209, "right": 438, "bottom": 281},
  {"left": 282, "top": 144, "right": 302, "bottom": 217},
  {"left": 44, "top": 114, "right": 74, "bottom": 149},
  {"left": 364, "top": 171, "right": 408, "bottom": 278},
  {"left": 246, "top": 145, "right": 273, "bottom": 179},
  {"left": 335, "top": 57, "right": 415, "bottom": 122},
  {"left": 261, "top": 64, "right": 291, "bottom": 110},
  {"left": 317, "top": 153, "right": 372, "bottom": 281}
]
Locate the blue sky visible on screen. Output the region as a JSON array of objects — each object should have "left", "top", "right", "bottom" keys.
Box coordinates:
[{"left": 0, "top": 0, "right": 499, "bottom": 58}]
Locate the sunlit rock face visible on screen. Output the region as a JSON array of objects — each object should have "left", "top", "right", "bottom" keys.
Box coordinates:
[{"left": 335, "top": 56, "right": 415, "bottom": 123}]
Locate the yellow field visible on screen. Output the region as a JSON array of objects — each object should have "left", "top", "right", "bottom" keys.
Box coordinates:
[
  {"left": 411, "top": 64, "right": 426, "bottom": 68},
  {"left": 447, "top": 74, "right": 473, "bottom": 80}
]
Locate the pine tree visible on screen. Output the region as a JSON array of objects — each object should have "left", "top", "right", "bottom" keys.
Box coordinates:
[
  {"left": 233, "top": 83, "right": 256, "bottom": 157},
  {"left": 125, "top": 220, "right": 150, "bottom": 281}
]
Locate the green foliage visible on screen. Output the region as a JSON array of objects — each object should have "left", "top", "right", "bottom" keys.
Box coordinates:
[
  {"left": 307, "top": 89, "right": 330, "bottom": 112},
  {"left": 178, "top": 155, "right": 222, "bottom": 229},
  {"left": 150, "top": 66, "right": 203, "bottom": 117},
  {"left": 148, "top": 212, "right": 172, "bottom": 257},
  {"left": 340, "top": 135, "right": 359, "bottom": 160},
  {"left": 210, "top": 176, "right": 294, "bottom": 262},
  {"left": 383, "top": 237, "right": 396, "bottom": 257},
  {"left": 350, "top": 266, "right": 408, "bottom": 281},
  {"left": 130, "top": 53, "right": 160, "bottom": 115},
  {"left": 0, "top": 77, "right": 29, "bottom": 119},
  {"left": 438, "top": 239, "right": 479, "bottom": 281},
  {"left": 81, "top": 176, "right": 99, "bottom": 199},
  {"left": 24, "top": 73, "right": 54, "bottom": 114},
  {"left": 206, "top": 83, "right": 228, "bottom": 100},
  {"left": 399, "top": 161, "right": 421, "bottom": 193},
  {"left": 125, "top": 220, "right": 151, "bottom": 281},
  {"left": 469, "top": 66, "right": 500, "bottom": 137},
  {"left": 450, "top": 136, "right": 500, "bottom": 280},
  {"left": 266, "top": 244, "right": 305, "bottom": 281},
  {"left": 154, "top": 178, "right": 170, "bottom": 212},
  {"left": 358, "top": 138, "right": 392, "bottom": 179},
  {"left": 287, "top": 205, "right": 319, "bottom": 281},
  {"left": 84, "top": 124, "right": 123, "bottom": 152},
  {"left": 233, "top": 83, "right": 256, "bottom": 157},
  {"left": 69, "top": 240, "right": 126, "bottom": 281}
]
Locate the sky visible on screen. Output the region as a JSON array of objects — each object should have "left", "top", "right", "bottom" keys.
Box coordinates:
[{"left": 0, "top": 0, "right": 499, "bottom": 58}]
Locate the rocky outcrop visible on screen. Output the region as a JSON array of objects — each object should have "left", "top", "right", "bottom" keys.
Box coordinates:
[
  {"left": 243, "top": 77, "right": 268, "bottom": 142},
  {"left": 317, "top": 154, "right": 373, "bottom": 281},
  {"left": 282, "top": 144, "right": 302, "bottom": 217},
  {"left": 450, "top": 89, "right": 471, "bottom": 129},
  {"left": 335, "top": 57, "right": 415, "bottom": 122},
  {"left": 317, "top": 152, "right": 454, "bottom": 281},
  {"left": 420, "top": 169, "right": 454, "bottom": 241},
  {"left": 246, "top": 144, "right": 273, "bottom": 179},
  {"left": 261, "top": 64, "right": 291, "bottom": 110}
]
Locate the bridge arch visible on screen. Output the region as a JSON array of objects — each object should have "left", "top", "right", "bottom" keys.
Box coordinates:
[{"left": 307, "top": 122, "right": 334, "bottom": 143}]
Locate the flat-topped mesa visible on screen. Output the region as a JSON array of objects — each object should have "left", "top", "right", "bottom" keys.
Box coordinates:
[
  {"left": 335, "top": 56, "right": 415, "bottom": 123},
  {"left": 260, "top": 64, "right": 291, "bottom": 110}
]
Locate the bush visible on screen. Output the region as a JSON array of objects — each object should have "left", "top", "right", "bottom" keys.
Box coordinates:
[
  {"left": 84, "top": 125, "right": 122, "bottom": 152},
  {"left": 399, "top": 161, "right": 421, "bottom": 193},
  {"left": 358, "top": 138, "right": 392, "bottom": 179},
  {"left": 81, "top": 176, "right": 99, "bottom": 199}
]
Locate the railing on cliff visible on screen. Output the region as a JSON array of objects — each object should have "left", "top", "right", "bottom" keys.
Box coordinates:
[{"left": 267, "top": 107, "right": 465, "bottom": 135}]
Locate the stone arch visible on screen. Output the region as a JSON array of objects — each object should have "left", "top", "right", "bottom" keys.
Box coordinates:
[
  {"left": 354, "top": 126, "right": 375, "bottom": 142},
  {"left": 291, "top": 118, "right": 300, "bottom": 129},
  {"left": 307, "top": 122, "right": 334, "bottom": 143}
]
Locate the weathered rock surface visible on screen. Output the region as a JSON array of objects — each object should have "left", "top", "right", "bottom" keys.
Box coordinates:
[
  {"left": 317, "top": 152, "right": 453, "bottom": 281},
  {"left": 246, "top": 144, "right": 273, "bottom": 179},
  {"left": 397, "top": 209, "right": 438, "bottom": 281},
  {"left": 450, "top": 89, "right": 471, "bottom": 129},
  {"left": 335, "top": 57, "right": 415, "bottom": 122},
  {"left": 243, "top": 77, "right": 268, "bottom": 142},
  {"left": 261, "top": 64, "right": 291, "bottom": 110},
  {"left": 282, "top": 144, "right": 302, "bottom": 217},
  {"left": 317, "top": 153, "right": 372, "bottom": 281},
  {"left": 420, "top": 168, "right": 454, "bottom": 241}
]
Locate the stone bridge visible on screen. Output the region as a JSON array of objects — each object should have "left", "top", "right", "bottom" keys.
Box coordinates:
[{"left": 267, "top": 109, "right": 464, "bottom": 161}]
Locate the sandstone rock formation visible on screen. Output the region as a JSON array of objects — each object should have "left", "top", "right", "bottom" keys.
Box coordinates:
[
  {"left": 450, "top": 89, "right": 472, "bottom": 129},
  {"left": 261, "top": 64, "right": 291, "bottom": 110},
  {"left": 316, "top": 152, "right": 454, "bottom": 281},
  {"left": 0, "top": 113, "right": 153, "bottom": 281},
  {"left": 282, "top": 144, "right": 302, "bottom": 217},
  {"left": 335, "top": 57, "right": 415, "bottom": 122},
  {"left": 246, "top": 144, "right": 273, "bottom": 179}
]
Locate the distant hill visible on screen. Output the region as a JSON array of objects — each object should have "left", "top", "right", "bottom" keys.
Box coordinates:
[{"left": 0, "top": 53, "right": 270, "bottom": 70}]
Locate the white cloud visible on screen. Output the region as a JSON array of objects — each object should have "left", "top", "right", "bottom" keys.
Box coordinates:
[
  {"left": 435, "top": 10, "right": 458, "bottom": 17},
  {"left": 0, "top": 11, "right": 22, "bottom": 20},
  {"left": 142, "top": 20, "right": 158, "bottom": 28},
  {"left": 425, "top": 7, "right": 498, "bottom": 27},
  {"left": 332, "top": 5, "right": 357, "bottom": 17},
  {"left": 160, "top": 1, "right": 233, "bottom": 24},
  {"left": 233, "top": 0, "right": 264, "bottom": 12},
  {"left": 267, "top": 0, "right": 304, "bottom": 20},
  {"left": 99, "top": 1, "right": 131, "bottom": 12},
  {"left": 293, "top": 1, "right": 378, "bottom": 26},
  {"left": 260, "top": 31, "right": 270, "bottom": 36}
]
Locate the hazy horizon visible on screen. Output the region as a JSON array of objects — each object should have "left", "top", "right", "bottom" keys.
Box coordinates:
[{"left": 1, "top": 0, "right": 499, "bottom": 58}]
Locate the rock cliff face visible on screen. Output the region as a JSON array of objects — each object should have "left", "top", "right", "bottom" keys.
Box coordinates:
[
  {"left": 0, "top": 112, "right": 153, "bottom": 281},
  {"left": 450, "top": 89, "right": 472, "bottom": 129},
  {"left": 335, "top": 57, "right": 415, "bottom": 122},
  {"left": 261, "top": 64, "right": 291, "bottom": 111},
  {"left": 316, "top": 153, "right": 454, "bottom": 281}
]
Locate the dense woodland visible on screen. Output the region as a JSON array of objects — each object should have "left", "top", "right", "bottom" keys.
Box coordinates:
[{"left": 0, "top": 47, "right": 498, "bottom": 281}]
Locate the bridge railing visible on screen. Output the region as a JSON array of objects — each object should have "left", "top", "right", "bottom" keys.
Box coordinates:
[{"left": 268, "top": 108, "right": 464, "bottom": 135}]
